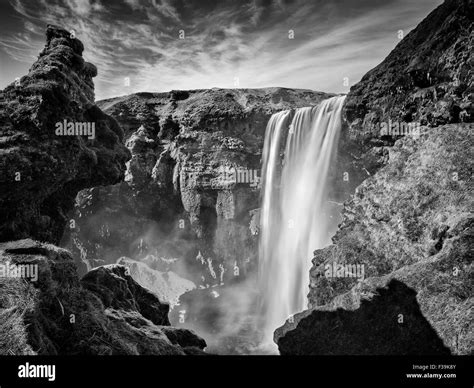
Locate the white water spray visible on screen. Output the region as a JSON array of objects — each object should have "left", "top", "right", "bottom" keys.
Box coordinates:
[{"left": 258, "top": 96, "right": 346, "bottom": 351}]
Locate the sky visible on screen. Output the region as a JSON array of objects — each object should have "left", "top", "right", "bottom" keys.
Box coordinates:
[{"left": 0, "top": 0, "right": 442, "bottom": 101}]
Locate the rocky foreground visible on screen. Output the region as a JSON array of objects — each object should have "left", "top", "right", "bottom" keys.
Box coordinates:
[
  {"left": 275, "top": 0, "right": 473, "bottom": 355},
  {"left": 0, "top": 25, "right": 205, "bottom": 355},
  {"left": 0, "top": 239, "right": 205, "bottom": 355}
]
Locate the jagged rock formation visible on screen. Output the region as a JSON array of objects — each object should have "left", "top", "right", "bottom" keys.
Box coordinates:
[
  {"left": 338, "top": 0, "right": 473, "bottom": 191},
  {"left": 0, "top": 25, "right": 130, "bottom": 244},
  {"left": 275, "top": 124, "right": 473, "bottom": 354},
  {"left": 0, "top": 239, "right": 206, "bottom": 355},
  {"left": 63, "top": 89, "right": 333, "bottom": 289}
]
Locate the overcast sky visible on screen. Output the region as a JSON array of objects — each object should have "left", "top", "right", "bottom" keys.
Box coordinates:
[{"left": 0, "top": 0, "right": 442, "bottom": 100}]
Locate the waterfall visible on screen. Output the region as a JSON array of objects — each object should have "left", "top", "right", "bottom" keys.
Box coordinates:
[{"left": 258, "top": 96, "right": 346, "bottom": 351}]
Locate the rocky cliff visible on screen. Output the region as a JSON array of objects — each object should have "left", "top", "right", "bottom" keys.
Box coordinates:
[
  {"left": 62, "top": 88, "right": 334, "bottom": 290},
  {"left": 0, "top": 25, "right": 130, "bottom": 244},
  {"left": 338, "top": 0, "right": 473, "bottom": 192},
  {"left": 275, "top": 0, "right": 473, "bottom": 355}
]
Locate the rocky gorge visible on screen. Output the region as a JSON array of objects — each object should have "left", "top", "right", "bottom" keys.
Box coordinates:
[
  {"left": 61, "top": 87, "right": 341, "bottom": 352},
  {"left": 62, "top": 87, "right": 333, "bottom": 284},
  {"left": 0, "top": 0, "right": 472, "bottom": 357}
]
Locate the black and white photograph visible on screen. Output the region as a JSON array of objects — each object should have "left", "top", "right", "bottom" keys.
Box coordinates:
[{"left": 0, "top": 0, "right": 472, "bottom": 385}]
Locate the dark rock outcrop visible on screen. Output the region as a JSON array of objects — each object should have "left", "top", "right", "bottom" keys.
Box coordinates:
[
  {"left": 82, "top": 265, "right": 171, "bottom": 326},
  {"left": 277, "top": 280, "right": 451, "bottom": 355},
  {"left": 340, "top": 0, "right": 473, "bottom": 180},
  {"left": 0, "top": 24, "right": 130, "bottom": 244},
  {"left": 275, "top": 124, "right": 473, "bottom": 354},
  {"left": 0, "top": 239, "right": 206, "bottom": 355}
]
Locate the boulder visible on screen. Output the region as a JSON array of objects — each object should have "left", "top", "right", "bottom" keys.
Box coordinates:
[{"left": 0, "top": 239, "right": 206, "bottom": 355}]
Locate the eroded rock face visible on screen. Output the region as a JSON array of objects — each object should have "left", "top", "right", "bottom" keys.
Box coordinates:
[
  {"left": 63, "top": 88, "right": 334, "bottom": 290},
  {"left": 82, "top": 264, "right": 171, "bottom": 326},
  {"left": 340, "top": 0, "right": 473, "bottom": 179},
  {"left": 277, "top": 280, "right": 451, "bottom": 355},
  {"left": 0, "top": 24, "right": 130, "bottom": 244},
  {"left": 275, "top": 124, "right": 473, "bottom": 355},
  {"left": 0, "top": 239, "right": 206, "bottom": 355}
]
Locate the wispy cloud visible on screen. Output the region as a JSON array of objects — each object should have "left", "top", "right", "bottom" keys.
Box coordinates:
[{"left": 0, "top": 0, "right": 443, "bottom": 100}]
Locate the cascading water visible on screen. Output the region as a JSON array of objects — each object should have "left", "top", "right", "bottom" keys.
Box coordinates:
[{"left": 258, "top": 96, "right": 346, "bottom": 351}]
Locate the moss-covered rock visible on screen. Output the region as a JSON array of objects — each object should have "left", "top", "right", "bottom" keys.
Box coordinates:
[
  {"left": 0, "top": 25, "right": 130, "bottom": 244},
  {"left": 0, "top": 239, "right": 206, "bottom": 355}
]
